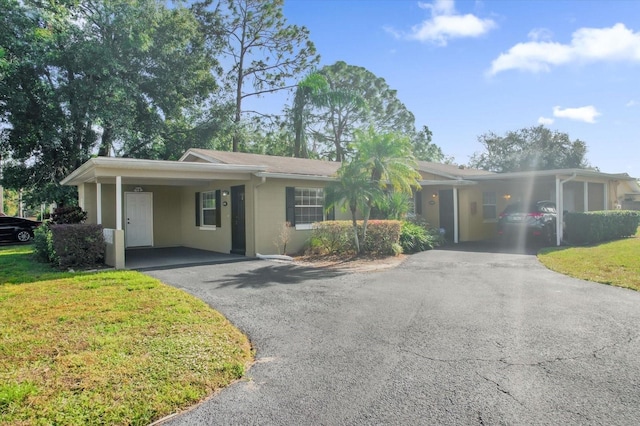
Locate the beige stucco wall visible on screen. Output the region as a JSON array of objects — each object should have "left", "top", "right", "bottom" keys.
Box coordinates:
[
  {"left": 252, "top": 177, "right": 350, "bottom": 256},
  {"left": 180, "top": 182, "right": 237, "bottom": 254}
]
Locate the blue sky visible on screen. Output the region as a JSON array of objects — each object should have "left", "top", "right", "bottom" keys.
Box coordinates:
[{"left": 274, "top": 0, "right": 640, "bottom": 175}]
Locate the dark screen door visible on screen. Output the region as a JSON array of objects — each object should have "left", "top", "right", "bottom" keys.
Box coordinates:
[
  {"left": 231, "top": 185, "right": 246, "bottom": 255},
  {"left": 439, "top": 189, "right": 455, "bottom": 242}
]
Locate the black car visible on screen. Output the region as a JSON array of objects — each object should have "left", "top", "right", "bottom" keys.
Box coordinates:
[
  {"left": 497, "top": 201, "right": 557, "bottom": 244},
  {"left": 0, "top": 216, "right": 42, "bottom": 243}
]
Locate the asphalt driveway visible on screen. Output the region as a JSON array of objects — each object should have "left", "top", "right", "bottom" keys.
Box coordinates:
[{"left": 147, "top": 247, "right": 640, "bottom": 425}]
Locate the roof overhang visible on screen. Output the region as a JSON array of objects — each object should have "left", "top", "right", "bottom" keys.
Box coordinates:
[
  {"left": 61, "top": 157, "right": 266, "bottom": 186},
  {"left": 254, "top": 172, "right": 336, "bottom": 182},
  {"left": 418, "top": 179, "right": 478, "bottom": 187},
  {"left": 469, "top": 169, "right": 636, "bottom": 182}
]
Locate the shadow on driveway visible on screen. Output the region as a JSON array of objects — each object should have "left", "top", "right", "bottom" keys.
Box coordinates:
[{"left": 204, "top": 263, "right": 347, "bottom": 289}]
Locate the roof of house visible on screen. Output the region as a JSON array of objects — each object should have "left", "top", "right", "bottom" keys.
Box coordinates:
[
  {"left": 415, "top": 161, "right": 495, "bottom": 179},
  {"left": 181, "top": 149, "right": 342, "bottom": 178},
  {"left": 181, "top": 148, "right": 491, "bottom": 180}
]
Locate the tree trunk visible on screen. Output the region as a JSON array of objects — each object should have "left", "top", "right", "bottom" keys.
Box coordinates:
[
  {"left": 98, "top": 122, "right": 114, "bottom": 156},
  {"left": 350, "top": 204, "right": 360, "bottom": 253}
]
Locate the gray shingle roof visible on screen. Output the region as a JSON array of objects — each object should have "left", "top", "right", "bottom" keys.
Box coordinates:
[
  {"left": 185, "top": 149, "right": 492, "bottom": 180},
  {"left": 185, "top": 149, "right": 342, "bottom": 177}
]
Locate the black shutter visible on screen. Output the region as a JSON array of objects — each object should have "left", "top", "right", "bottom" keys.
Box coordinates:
[
  {"left": 286, "top": 187, "right": 296, "bottom": 226},
  {"left": 415, "top": 190, "right": 423, "bottom": 215},
  {"left": 216, "top": 190, "right": 221, "bottom": 227},
  {"left": 195, "top": 192, "right": 201, "bottom": 226}
]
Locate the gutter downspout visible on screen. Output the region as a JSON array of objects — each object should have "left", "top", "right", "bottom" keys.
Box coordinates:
[
  {"left": 556, "top": 173, "right": 577, "bottom": 246},
  {"left": 253, "top": 176, "right": 266, "bottom": 256}
]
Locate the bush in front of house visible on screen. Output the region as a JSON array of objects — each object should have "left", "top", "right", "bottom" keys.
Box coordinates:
[
  {"left": 565, "top": 210, "right": 640, "bottom": 245},
  {"left": 309, "top": 220, "right": 402, "bottom": 256},
  {"left": 33, "top": 224, "right": 57, "bottom": 264},
  {"left": 46, "top": 205, "right": 87, "bottom": 224},
  {"left": 50, "top": 224, "right": 105, "bottom": 268},
  {"left": 34, "top": 223, "right": 105, "bottom": 268},
  {"left": 399, "top": 220, "right": 443, "bottom": 253}
]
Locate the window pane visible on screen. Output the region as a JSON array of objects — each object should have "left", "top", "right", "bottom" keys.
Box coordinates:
[
  {"left": 202, "top": 192, "right": 216, "bottom": 209},
  {"left": 483, "top": 205, "right": 496, "bottom": 219},
  {"left": 294, "top": 187, "right": 325, "bottom": 224},
  {"left": 203, "top": 209, "right": 216, "bottom": 226}
]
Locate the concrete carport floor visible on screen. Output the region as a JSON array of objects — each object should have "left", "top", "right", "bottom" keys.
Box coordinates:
[{"left": 147, "top": 246, "right": 640, "bottom": 425}]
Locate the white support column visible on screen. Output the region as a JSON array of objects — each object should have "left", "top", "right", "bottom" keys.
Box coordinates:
[
  {"left": 96, "top": 182, "right": 102, "bottom": 225},
  {"left": 603, "top": 182, "right": 609, "bottom": 210},
  {"left": 556, "top": 177, "right": 562, "bottom": 246},
  {"left": 583, "top": 181, "right": 589, "bottom": 212},
  {"left": 116, "top": 176, "right": 122, "bottom": 230},
  {"left": 453, "top": 187, "right": 459, "bottom": 244}
]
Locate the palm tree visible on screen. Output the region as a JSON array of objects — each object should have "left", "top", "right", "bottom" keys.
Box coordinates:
[
  {"left": 291, "top": 72, "right": 365, "bottom": 159},
  {"left": 324, "top": 161, "right": 379, "bottom": 253},
  {"left": 351, "top": 127, "right": 422, "bottom": 246}
]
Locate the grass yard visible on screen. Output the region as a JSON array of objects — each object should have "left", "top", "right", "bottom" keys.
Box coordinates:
[
  {"left": 0, "top": 245, "right": 252, "bottom": 425},
  {"left": 538, "top": 227, "right": 640, "bottom": 291}
]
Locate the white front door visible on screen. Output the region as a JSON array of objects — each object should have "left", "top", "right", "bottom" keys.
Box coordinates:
[{"left": 125, "top": 192, "right": 153, "bottom": 247}]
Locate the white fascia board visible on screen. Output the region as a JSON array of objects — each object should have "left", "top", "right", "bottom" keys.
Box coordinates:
[
  {"left": 254, "top": 172, "right": 337, "bottom": 182},
  {"left": 470, "top": 169, "right": 634, "bottom": 181},
  {"left": 418, "top": 179, "right": 477, "bottom": 187},
  {"left": 61, "top": 157, "right": 265, "bottom": 186}
]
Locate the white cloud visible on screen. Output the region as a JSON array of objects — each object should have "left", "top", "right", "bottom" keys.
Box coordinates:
[
  {"left": 489, "top": 23, "right": 640, "bottom": 75},
  {"left": 528, "top": 28, "right": 554, "bottom": 42},
  {"left": 626, "top": 100, "right": 637, "bottom": 107},
  {"left": 386, "top": 0, "right": 496, "bottom": 46},
  {"left": 538, "top": 116, "right": 554, "bottom": 125},
  {"left": 553, "top": 105, "right": 601, "bottom": 123}
]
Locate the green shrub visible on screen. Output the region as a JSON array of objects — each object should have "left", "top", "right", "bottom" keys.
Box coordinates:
[
  {"left": 309, "top": 220, "right": 402, "bottom": 255},
  {"left": 46, "top": 206, "right": 87, "bottom": 224},
  {"left": 565, "top": 210, "right": 640, "bottom": 245},
  {"left": 50, "top": 224, "right": 105, "bottom": 268},
  {"left": 363, "top": 220, "right": 402, "bottom": 255},
  {"left": 310, "top": 221, "right": 353, "bottom": 254},
  {"left": 399, "top": 220, "right": 443, "bottom": 253},
  {"left": 33, "top": 224, "right": 57, "bottom": 264}
]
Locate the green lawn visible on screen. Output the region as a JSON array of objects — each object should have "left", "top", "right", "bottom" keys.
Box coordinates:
[
  {"left": 538, "top": 227, "right": 640, "bottom": 291},
  {"left": 0, "top": 245, "right": 253, "bottom": 425}
]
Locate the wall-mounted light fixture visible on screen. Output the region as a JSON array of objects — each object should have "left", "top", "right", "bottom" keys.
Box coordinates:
[
  {"left": 503, "top": 194, "right": 511, "bottom": 200},
  {"left": 432, "top": 192, "right": 438, "bottom": 198},
  {"left": 222, "top": 190, "right": 229, "bottom": 196},
  {"left": 133, "top": 186, "right": 144, "bottom": 192}
]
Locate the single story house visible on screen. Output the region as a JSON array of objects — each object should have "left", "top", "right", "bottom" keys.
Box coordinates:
[{"left": 61, "top": 149, "right": 640, "bottom": 268}]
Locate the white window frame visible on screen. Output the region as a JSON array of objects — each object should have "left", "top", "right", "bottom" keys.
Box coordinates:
[
  {"left": 482, "top": 191, "right": 497, "bottom": 222},
  {"left": 200, "top": 191, "right": 217, "bottom": 229},
  {"left": 294, "top": 187, "right": 325, "bottom": 230}
]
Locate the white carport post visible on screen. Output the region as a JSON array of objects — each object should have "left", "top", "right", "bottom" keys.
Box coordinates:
[
  {"left": 555, "top": 176, "right": 562, "bottom": 246},
  {"left": 583, "top": 182, "right": 589, "bottom": 212},
  {"left": 453, "top": 187, "right": 459, "bottom": 244},
  {"left": 116, "top": 176, "right": 122, "bottom": 230},
  {"left": 96, "top": 182, "right": 102, "bottom": 224}
]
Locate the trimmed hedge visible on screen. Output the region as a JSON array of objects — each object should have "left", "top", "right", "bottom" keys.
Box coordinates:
[
  {"left": 565, "top": 210, "right": 640, "bottom": 245},
  {"left": 310, "top": 220, "right": 402, "bottom": 255},
  {"left": 50, "top": 224, "right": 105, "bottom": 268}
]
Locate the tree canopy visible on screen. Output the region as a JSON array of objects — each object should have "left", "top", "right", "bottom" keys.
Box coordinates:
[
  {"left": 468, "top": 125, "right": 590, "bottom": 173},
  {"left": 221, "top": 0, "right": 319, "bottom": 152},
  {"left": 289, "top": 62, "right": 444, "bottom": 162},
  {"left": 0, "top": 0, "right": 222, "bottom": 205}
]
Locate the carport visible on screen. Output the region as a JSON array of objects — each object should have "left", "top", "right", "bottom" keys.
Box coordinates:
[
  {"left": 60, "top": 157, "right": 265, "bottom": 269},
  {"left": 125, "top": 247, "right": 247, "bottom": 271}
]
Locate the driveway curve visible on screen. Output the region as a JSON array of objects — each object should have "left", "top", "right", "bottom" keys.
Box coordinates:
[{"left": 148, "top": 247, "right": 640, "bottom": 425}]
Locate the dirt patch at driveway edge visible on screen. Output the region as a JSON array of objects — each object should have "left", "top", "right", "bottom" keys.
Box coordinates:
[{"left": 293, "top": 254, "right": 407, "bottom": 273}]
